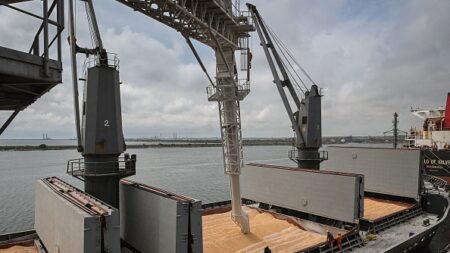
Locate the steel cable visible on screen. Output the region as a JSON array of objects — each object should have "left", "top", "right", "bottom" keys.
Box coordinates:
[
  {"left": 260, "top": 17, "right": 308, "bottom": 96},
  {"left": 261, "top": 17, "right": 318, "bottom": 91}
]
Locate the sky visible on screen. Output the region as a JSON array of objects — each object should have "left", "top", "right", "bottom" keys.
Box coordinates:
[{"left": 0, "top": 0, "right": 449, "bottom": 139}]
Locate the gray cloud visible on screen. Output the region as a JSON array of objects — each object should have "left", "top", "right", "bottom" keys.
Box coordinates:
[{"left": 1, "top": 0, "right": 449, "bottom": 139}]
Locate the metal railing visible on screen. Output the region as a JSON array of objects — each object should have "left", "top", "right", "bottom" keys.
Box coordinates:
[
  {"left": 238, "top": 79, "right": 250, "bottom": 90},
  {"left": 2, "top": 0, "right": 64, "bottom": 75},
  {"left": 206, "top": 85, "right": 215, "bottom": 98},
  {"left": 206, "top": 79, "right": 250, "bottom": 101},
  {"left": 82, "top": 52, "right": 120, "bottom": 74},
  {"left": 406, "top": 134, "right": 429, "bottom": 141},
  {"left": 67, "top": 155, "right": 136, "bottom": 180},
  {"left": 236, "top": 10, "right": 253, "bottom": 26},
  {"left": 288, "top": 149, "right": 329, "bottom": 162},
  {"left": 423, "top": 174, "right": 448, "bottom": 191}
]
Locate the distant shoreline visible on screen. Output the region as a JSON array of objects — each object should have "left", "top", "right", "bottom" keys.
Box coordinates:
[
  {"left": 0, "top": 143, "right": 291, "bottom": 151},
  {"left": 0, "top": 139, "right": 404, "bottom": 151},
  {"left": 0, "top": 139, "right": 294, "bottom": 151}
]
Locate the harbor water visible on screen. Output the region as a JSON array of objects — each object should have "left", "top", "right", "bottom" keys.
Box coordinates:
[
  {"left": 0, "top": 142, "right": 292, "bottom": 233},
  {"left": 0, "top": 141, "right": 448, "bottom": 252}
]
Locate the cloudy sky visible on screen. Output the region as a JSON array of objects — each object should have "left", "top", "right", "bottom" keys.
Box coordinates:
[{"left": 1, "top": 0, "right": 449, "bottom": 139}]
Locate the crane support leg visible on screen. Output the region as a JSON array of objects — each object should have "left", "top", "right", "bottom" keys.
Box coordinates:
[{"left": 215, "top": 46, "right": 249, "bottom": 234}]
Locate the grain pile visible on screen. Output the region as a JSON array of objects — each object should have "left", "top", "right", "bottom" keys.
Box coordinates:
[
  {"left": 363, "top": 197, "right": 415, "bottom": 221},
  {"left": 0, "top": 245, "right": 38, "bottom": 253},
  {"left": 203, "top": 208, "right": 326, "bottom": 253}
]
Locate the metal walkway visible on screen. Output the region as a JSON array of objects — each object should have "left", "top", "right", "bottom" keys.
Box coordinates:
[
  {"left": 0, "top": 0, "right": 64, "bottom": 134},
  {"left": 117, "top": 0, "right": 253, "bottom": 47}
]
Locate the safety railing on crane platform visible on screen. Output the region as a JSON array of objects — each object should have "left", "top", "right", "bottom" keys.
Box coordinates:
[
  {"left": 206, "top": 79, "right": 250, "bottom": 101},
  {"left": 288, "top": 149, "right": 329, "bottom": 162},
  {"left": 67, "top": 154, "right": 136, "bottom": 181},
  {"left": 2, "top": 0, "right": 64, "bottom": 75},
  {"left": 82, "top": 52, "right": 120, "bottom": 74}
]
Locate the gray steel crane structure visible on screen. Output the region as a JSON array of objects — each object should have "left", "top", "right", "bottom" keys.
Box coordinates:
[
  {"left": 247, "top": 3, "right": 326, "bottom": 169},
  {"left": 383, "top": 112, "right": 407, "bottom": 149},
  {"left": 66, "top": 0, "right": 136, "bottom": 208},
  {"left": 117, "top": 0, "right": 254, "bottom": 233},
  {"left": 0, "top": 0, "right": 64, "bottom": 136}
]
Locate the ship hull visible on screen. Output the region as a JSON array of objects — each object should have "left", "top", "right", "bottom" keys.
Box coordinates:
[
  {"left": 422, "top": 150, "right": 450, "bottom": 184},
  {"left": 0, "top": 194, "right": 448, "bottom": 253},
  {"left": 386, "top": 193, "right": 449, "bottom": 253}
]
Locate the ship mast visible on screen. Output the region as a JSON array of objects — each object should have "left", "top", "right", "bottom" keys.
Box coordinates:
[{"left": 383, "top": 112, "right": 407, "bottom": 149}]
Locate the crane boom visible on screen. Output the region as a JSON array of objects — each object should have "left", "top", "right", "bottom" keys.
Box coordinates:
[{"left": 247, "top": 3, "right": 326, "bottom": 169}]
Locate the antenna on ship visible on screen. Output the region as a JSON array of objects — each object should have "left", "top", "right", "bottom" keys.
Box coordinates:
[{"left": 383, "top": 112, "right": 407, "bottom": 148}]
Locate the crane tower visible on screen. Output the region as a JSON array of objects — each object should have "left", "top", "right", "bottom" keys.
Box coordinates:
[
  {"left": 66, "top": 0, "right": 136, "bottom": 208},
  {"left": 117, "top": 0, "right": 254, "bottom": 233}
]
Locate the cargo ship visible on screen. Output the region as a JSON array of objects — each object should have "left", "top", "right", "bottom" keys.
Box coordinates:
[
  {"left": 0, "top": 166, "right": 448, "bottom": 253},
  {"left": 405, "top": 93, "right": 450, "bottom": 185},
  {"left": 0, "top": 1, "right": 449, "bottom": 253}
]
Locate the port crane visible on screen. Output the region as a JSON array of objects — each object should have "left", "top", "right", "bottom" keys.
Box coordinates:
[
  {"left": 66, "top": 0, "right": 136, "bottom": 208},
  {"left": 116, "top": 0, "right": 254, "bottom": 233},
  {"left": 383, "top": 112, "right": 407, "bottom": 148},
  {"left": 247, "top": 4, "right": 326, "bottom": 169}
]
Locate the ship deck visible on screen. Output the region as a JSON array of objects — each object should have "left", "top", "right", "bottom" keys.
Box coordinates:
[
  {"left": 354, "top": 210, "right": 440, "bottom": 253},
  {"left": 202, "top": 206, "right": 344, "bottom": 253},
  {"left": 0, "top": 231, "right": 40, "bottom": 253},
  {"left": 363, "top": 197, "right": 416, "bottom": 222}
]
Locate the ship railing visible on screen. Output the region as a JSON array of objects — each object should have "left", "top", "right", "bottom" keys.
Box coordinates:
[
  {"left": 423, "top": 174, "right": 448, "bottom": 192},
  {"left": 318, "top": 230, "right": 363, "bottom": 253},
  {"left": 406, "top": 132, "right": 435, "bottom": 141},
  {"left": 67, "top": 154, "right": 136, "bottom": 181},
  {"left": 405, "top": 134, "right": 416, "bottom": 141}
]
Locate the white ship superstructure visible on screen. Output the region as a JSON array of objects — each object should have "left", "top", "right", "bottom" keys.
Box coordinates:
[{"left": 406, "top": 93, "right": 450, "bottom": 150}]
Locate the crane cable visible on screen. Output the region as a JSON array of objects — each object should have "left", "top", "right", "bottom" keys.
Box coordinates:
[
  {"left": 267, "top": 21, "right": 317, "bottom": 87},
  {"left": 265, "top": 19, "right": 308, "bottom": 93},
  {"left": 260, "top": 17, "right": 307, "bottom": 96},
  {"left": 84, "top": 2, "right": 96, "bottom": 50},
  {"left": 266, "top": 23, "right": 309, "bottom": 94},
  {"left": 260, "top": 16, "right": 318, "bottom": 95}
]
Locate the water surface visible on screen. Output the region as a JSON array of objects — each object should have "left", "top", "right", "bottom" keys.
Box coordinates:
[{"left": 0, "top": 145, "right": 292, "bottom": 233}]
